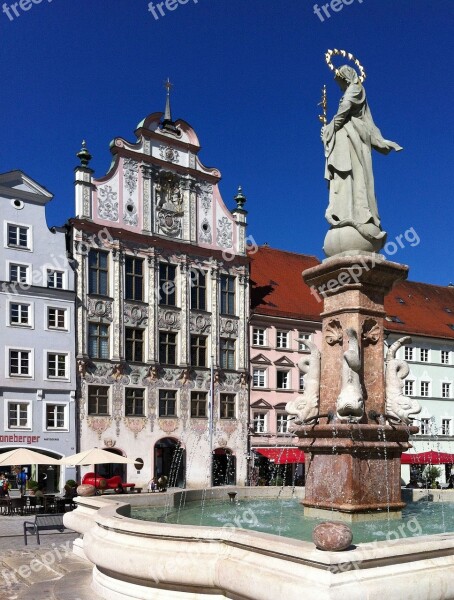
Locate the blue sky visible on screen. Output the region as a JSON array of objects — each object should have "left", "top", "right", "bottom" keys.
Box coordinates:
[{"left": 0, "top": 0, "right": 452, "bottom": 285}]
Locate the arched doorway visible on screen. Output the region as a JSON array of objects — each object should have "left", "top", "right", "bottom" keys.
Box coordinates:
[
  {"left": 154, "top": 438, "right": 185, "bottom": 488},
  {"left": 96, "top": 448, "right": 126, "bottom": 481},
  {"left": 212, "top": 448, "right": 236, "bottom": 486}
]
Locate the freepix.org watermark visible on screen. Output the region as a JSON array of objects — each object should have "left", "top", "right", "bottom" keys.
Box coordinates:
[
  {"left": 313, "top": 0, "right": 365, "bottom": 23},
  {"left": 148, "top": 0, "right": 200, "bottom": 21},
  {"left": 2, "top": 0, "right": 53, "bottom": 22}
]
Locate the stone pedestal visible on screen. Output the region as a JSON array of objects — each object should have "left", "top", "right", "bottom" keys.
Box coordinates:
[{"left": 293, "top": 255, "right": 417, "bottom": 520}]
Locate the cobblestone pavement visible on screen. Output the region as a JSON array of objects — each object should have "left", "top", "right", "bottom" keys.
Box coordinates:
[{"left": 0, "top": 515, "right": 83, "bottom": 599}]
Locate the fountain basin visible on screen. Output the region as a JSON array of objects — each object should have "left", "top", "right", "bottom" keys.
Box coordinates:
[{"left": 64, "top": 488, "right": 454, "bottom": 600}]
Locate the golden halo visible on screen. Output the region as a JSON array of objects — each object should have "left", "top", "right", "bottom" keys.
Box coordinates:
[{"left": 325, "top": 48, "right": 367, "bottom": 83}]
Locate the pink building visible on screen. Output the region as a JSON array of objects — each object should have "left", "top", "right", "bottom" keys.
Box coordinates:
[{"left": 249, "top": 246, "right": 322, "bottom": 485}]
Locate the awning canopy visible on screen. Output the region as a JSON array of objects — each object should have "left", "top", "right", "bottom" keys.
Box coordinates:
[
  {"left": 255, "top": 448, "right": 305, "bottom": 464},
  {"left": 401, "top": 450, "right": 454, "bottom": 465}
]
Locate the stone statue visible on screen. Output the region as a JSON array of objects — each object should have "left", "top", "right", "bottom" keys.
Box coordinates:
[
  {"left": 385, "top": 337, "right": 421, "bottom": 424},
  {"left": 286, "top": 342, "right": 320, "bottom": 424},
  {"left": 336, "top": 328, "right": 364, "bottom": 421},
  {"left": 322, "top": 64, "right": 402, "bottom": 257}
]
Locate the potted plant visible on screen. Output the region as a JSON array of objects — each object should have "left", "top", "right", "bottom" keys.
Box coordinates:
[{"left": 423, "top": 465, "right": 442, "bottom": 488}]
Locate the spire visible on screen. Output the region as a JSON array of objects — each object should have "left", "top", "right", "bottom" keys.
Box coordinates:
[
  {"left": 76, "top": 140, "right": 92, "bottom": 168},
  {"left": 161, "top": 78, "right": 179, "bottom": 133},
  {"left": 234, "top": 185, "right": 247, "bottom": 211}
]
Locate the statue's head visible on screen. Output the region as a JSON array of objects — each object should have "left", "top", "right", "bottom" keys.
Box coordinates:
[{"left": 335, "top": 65, "right": 361, "bottom": 89}]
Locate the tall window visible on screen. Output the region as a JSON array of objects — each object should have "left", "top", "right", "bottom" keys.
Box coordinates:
[
  {"left": 442, "top": 419, "right": 451, "bottom": 436},
  {"left": 8, "top": 402, "right": 30, "bottom": 428},
  {"left": 7, "top": 224, "right": 29, "bottom": 249},
  {"left": 299, "top": 373, "right": 305, "bottom": 390},
  {"left": 88, "top": 323, "right": 110, "bottom": 359},
  {"left": 220, "top": 393, "right": 235, "bottom": 419},
  {"left": 190, "top": 335, "right": 206, "bottom": 367},
  {"left": 420, "top": 348, "right": 429, "bottom": 362},
  {"left": 10, "top": 263, "right": 28, "bottom": 283},
  {"left": 125, "top": 388, "right": 145, "bottom": 417},
  {"left": 404, "top": 347, "right": 414, "bottom": 361},
  {"left": 298, "top": 332, "right": 312, "bottom": 351},
  {"left": 159, "top": 390, "right": 177, "bottom": 417},
  {"left": 46, "top": 404, "right": 66, "bottom": 429},
  {"left": 191, "top": 391, "right": 207, "bottom": 418},
  {"left": 190, "top": 269, "right": 206, "bottom": 311},
  {"left": 441, "top": 351, "right": 450, "bottom": 365},
  {"left": 252, "top": 328, "right": 266, "bottom": 346},
  {"left": 276, "top": 370, "right": 290, "bottom": 390},
  {"left": 252, "top": 368, "right": 266, "bottom": 388},
  {"left": 159, "top": 332, "right": 177, "bottom": 365},
  {"left": 88, "top": 386, "right": 109, "bottom": 415},
  {"left": 10, "top": 303, "right": 30, "bottom": 326},
  {"left": 125, "top": 256, "right": 143, "bottom": 301},
  {"left": 442, "top": 383, "right": 451, "bottom": 399},
  {"left": 9, "top": 350, "right": 31, "bottom": 376},
  {"left": 220, "top": 338, "right": 235, "bottom": 370},
  {"left": 159, "top": 263, "right": 176, "bottom": 306},
  {"left": 404, "top": 380, "right": 414, "bottom": 396},
  {"left": 47, "top": 269, "right": 64, "bottom": 289},
  {"left": 220, "top": 275, "right": 235, "bottom": 315},
  {"left": 253, "top": 412, "right": 266, "bottom": 433},
  {"left": 420, "top": 418, "right": 430, "bottom": 435},
  {"left": 88, "top": 250, "right": 109, "bottom": 295},
  {"left": 276, "top": 331, "right": 289, "bottom": 349},
  {"left": 277, "top": 413, "right": 288, "bottom": 434},
  {"left": 47, "top": 307, "right": 67, "bottom": 330},
  {"left": 47, "top": 353, "right": 67, "bottom": 379},
  {"left": 125, "top": 328, "right": 144, "bottom": 362},
  {"left": 420, "top": 381, "right": 430, "bottom": 397}
]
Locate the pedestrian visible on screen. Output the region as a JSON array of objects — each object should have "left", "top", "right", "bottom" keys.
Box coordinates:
[{"left": 17, "top": 468, "right": 28, "bottom": 495}]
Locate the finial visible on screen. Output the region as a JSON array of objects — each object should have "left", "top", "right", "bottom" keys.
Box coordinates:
[
  {"left": 234, "top": 185, "right": 247, "bottom": 210},
  {"left": 77, "top": 140, "right": 92, "bottom": 168},
  {"left": 161, "top": 78, "right": 179, "bottom": 133}
]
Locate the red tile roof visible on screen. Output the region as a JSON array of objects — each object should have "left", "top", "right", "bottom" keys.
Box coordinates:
[{"left": 250, "top": 246, "right": 454, "bottom": 340}]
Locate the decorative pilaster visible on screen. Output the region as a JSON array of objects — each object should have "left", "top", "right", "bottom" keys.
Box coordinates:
[
  {"left": 111, "top": 248, "right": 123, "bottom": 361},
  {"left": 147, "top": 254, "right": 158, "bottom": 363},
  {"left": 238, "top": 272, "right": 249, "bottom": 371},
  {"left": 209, "top": 263, "right": 220, "bottom": 367},
  {"left": 141, "top": 165, "right": 157, "bottom": 234},
  {"left": 74, "top": 141, "right": 94, "bottom": 219},
  {"left": 75, "top": 239, "right": 88, "bottom": 358},
  {"left": 179, "top": 258, "right": 190, "bottom": 366}
]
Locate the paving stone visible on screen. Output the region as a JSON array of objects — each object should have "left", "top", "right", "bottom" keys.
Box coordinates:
[{"left": 0, "top": 555, "right": 61, "bottom": 585}]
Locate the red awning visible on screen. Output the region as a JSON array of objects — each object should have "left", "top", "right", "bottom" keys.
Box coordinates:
[
  {"left": 401, "top": 450, "right": 454, "bottom": 465},
  {"left": 255, "top": 448, "right": 305, "bottom": 464}
]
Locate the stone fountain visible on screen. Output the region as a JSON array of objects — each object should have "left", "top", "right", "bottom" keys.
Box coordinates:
[
  {"left": 286, "top": 49, "right": 420, "bottom": 522},
  {"left": 64, "top": 52, "right": 454, "bottom": 599}
]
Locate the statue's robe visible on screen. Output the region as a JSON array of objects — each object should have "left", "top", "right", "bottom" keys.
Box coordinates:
[{"left": 322, "top": 83, "right": 402, "bottom": 239}]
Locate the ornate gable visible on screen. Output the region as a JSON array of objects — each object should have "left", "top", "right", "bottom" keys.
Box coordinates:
[{"left": 251, "top": 354, "right": 272, "bottom": 365}]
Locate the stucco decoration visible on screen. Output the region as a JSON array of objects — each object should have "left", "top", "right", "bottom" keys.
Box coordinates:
[
  {"left": 220, "top": 317, "right": 239, "bottom": 337},
  {"left": 199, "top": 218, "right": 212, "bottom": 244},
  {"left": 87, "top": 299, "right": 113, "bottom": 322},
  {"left": 159, "top": 145, "right": 180, "bottom": 163},
  {"left": 385, "top": 336, "right": 422, "bottom": 424},
  {"left": 220, "top": 421, "right": 238, "bottom": 436},
  {"left": 124, "top": 303, "right": 148, "bottom": 327},
  {"left": 87, "top": 417, "right": 113, "bottom": 440},
  {"left": 191, "top": 421, "right": 208, "bottom": 435},
  {"left": 98, "top": 185, "right": 119, "bottom": 221},
  {"left": 362, "top": 318, "right": 380, "bottom": 345},
  {"left": 158, "top": 308, "right": 181, "bottom": 331},
  {"left": 217, "top": 436, "right": 228, "bottom": 448},
  {"left": 155, "top": 172, "right": 184, "bottom": 238},
  {"left": 103, "top": 438, "right": 116, "bottom": 448},
  {"left": 336, "top": 328, "right": 364, "bottom": 421},
  {"left": 124, "top": 417, "right": 148, "bottom": 438},
  {"left": 189, "top": 313, "right": 211, "bottom": 334},
  {"left": 123, "top": 159, "right": 139, "bottom": 194},
  {"left": 325, "top": 319, "right": 343, "bottom": 346},
  {"left": 216, "top": 217, "right": 233, "bottom": 249},
  {"left": 158, "top": 419, "right": 179, "bottom": 434},
  {"left": 286, "top": 342, "right": 321, "bottom": 425},
  {"left": 199, "top": 182, "right": 213, "bottom": 215}
]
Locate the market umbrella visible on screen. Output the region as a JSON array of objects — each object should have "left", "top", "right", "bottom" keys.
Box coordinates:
[
  {"left": 59, "top": 448, "right": 137, "bottom": 466},
  {"left": 0, "top": 447, "right": 61, "bottom": 466},
  {"left": 60, "top": 448, "right": 137, "bottom": 490}
]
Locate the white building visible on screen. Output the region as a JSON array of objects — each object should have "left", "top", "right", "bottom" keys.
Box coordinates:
[
  {"left": 71, "top": 95, "right": 250, "bottom": 489},
  {"left": 0, "top": 171, "right": 77, "bottom": 491}
]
